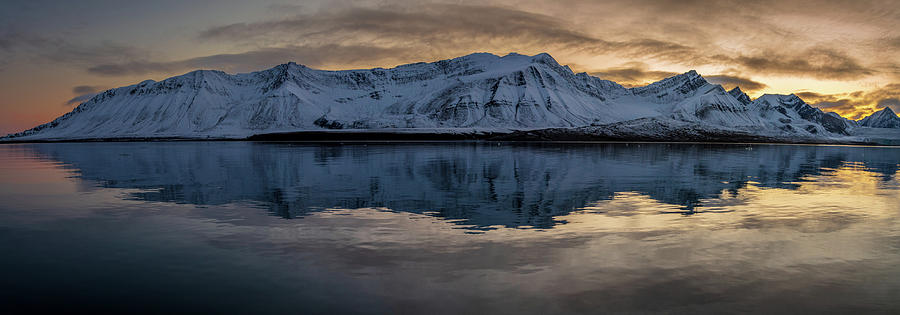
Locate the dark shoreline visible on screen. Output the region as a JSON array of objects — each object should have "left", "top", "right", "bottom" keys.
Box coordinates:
[{"left": 0, "top": 130, "right": 884, "bottom": 146}]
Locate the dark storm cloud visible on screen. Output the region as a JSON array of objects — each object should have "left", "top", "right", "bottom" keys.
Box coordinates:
[{"left": 704, "top": 75, "right": 768, "bottom": 92}]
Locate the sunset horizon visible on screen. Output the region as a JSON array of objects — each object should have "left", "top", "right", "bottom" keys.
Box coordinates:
[{"left": 2, "top": 1, "right": 898, "bottom": 135}]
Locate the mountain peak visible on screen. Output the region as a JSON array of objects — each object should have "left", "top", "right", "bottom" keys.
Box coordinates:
[
  {"left": 656, "top": 70, "right": 705, "bottom": 85},
  {"left": 269, "top": 61, "right": 305, "bottom": 73},
  {"left": 436, "top": 52, "right": 564, "bottom": 71},
  {"left": 760, "top": 93, "right": 803, "bottom": 104},
  {"left": 672, "top": 70, "right": 704, "bottom": 84},
  {"left": 531, "top": 52, "right": 555, "bottom": 61},
  {"left": 497, "top": 52, "right": 560, "bottom": 66},
  {"left": 631, "top": 70, "right": 708, "bottom": 100},
  {"left": 727, "top": 87, "right": 752, "bottom": 105},
  {"left": 859, "top": 106, "right": 900, "bottom": 128}
]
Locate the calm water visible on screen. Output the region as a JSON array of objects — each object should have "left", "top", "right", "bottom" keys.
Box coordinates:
[{"left": 1, "top": 142, "right": 899, "bottom": 313}]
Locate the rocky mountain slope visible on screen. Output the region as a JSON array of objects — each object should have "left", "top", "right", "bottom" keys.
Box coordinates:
[
  {"left": 2, "top": 52, "right": 897, "bottom": 143},
  {"left": 859, "top": 107, "right": 900, "bottom": 129}
]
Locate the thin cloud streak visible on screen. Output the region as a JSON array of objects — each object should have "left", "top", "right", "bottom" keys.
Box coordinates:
[
  {"left": 64, "top": 85, "right": 105, "bottom": 106},
  {"left": 704, "top": 75, "right": 768, "bottom": 93}
]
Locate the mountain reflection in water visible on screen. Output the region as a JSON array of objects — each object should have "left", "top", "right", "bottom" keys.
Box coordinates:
[
  {"left": 2, "top": 142, "right": 900, "bottom": 313},
  {"left": 19, "top": 142, "right": 900, "bottom": 229}
]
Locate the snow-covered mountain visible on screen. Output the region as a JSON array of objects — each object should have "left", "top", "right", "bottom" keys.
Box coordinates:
[
  {"left": 748, "top": 94, "right": 853, "bottom": 135},
  {"left": 859, "top": 107, "right": 900, "bottom": 128},
  {"left": 0, "top": 52, "right": 893, "bottom": 143},
  {"left": 728, "top": 87, "right": 752, "bottom": 105}
]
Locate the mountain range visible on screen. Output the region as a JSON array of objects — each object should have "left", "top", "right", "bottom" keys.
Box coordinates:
[{"left": 3, "top": 52, "right": 899, "bottom": 144}]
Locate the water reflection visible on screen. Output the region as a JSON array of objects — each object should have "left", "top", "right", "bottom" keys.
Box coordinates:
[
  {"left": 16, "top": 142, "right": 900, "bottom": 228},
  {"left": 3, "top": 142, "right": 900, "bottom": 313}
]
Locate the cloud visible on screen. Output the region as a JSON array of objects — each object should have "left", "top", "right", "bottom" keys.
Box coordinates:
[
  {"left": 64, "top": 85, "right": 106, "bottom": 106},
  {"left": 588, "top": 62, "right": 678, "bottom": 87},
  {"left": 801, "top": 83, "right": 900, "bottom": 120},
  {"left": 189, "top": 3, "right": 894, "bottom": 81},
  {"left": 3, "top": 0, "right": 896, "bottom": 107},
  {"left": 196, "top": 5, "right": 704, "bottom": 68},
  {"left": 64, "top": 94, "right": 97, "bottom": 106},
  {"left": 588, "top": 63, "right": 768, "bottom": 92},
  {"left": 0, "top": 30, "right": 149, "bottom": 73},
  {"left": 87, "top": 44, "right": 418, "bottom": 76},
  {"left": 704, "top": 75, "right": 768, "bottom": 92},
  {"left": 877, "top": 98, "right": 900, "bottom": 109},
  {"left": 198, "top": 5, "right": 599, "bottom": 46},
  {"left": 83, "top": 4, "right": 706, "bottom": 77},
  {"left": 72, "top": 85, "right": 101, "bottom": 95},
  {"left": 34, "top": 1, "right": 885, "bottom": 82},
  {"left": 794, "top": 91, "right": 829, "bottom": 102},
  {"left": 720, "top": 48, "right": 874, "bottom": 80}
]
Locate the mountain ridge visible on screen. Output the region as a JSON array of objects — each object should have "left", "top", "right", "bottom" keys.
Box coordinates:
[
  {"left": 2, "top": 52, "right": 897, "bottom": 144},
  {"left": 859, "top": 107, "right": 900, "bottom": 128}
]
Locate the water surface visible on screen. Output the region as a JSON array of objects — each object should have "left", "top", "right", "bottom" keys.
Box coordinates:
[{"left": 1, "top": 142, "right": 899, "bottom": 313}]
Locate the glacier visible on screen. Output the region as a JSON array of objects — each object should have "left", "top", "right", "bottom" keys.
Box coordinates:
[{"left": 2, "top": 52, "right": 898, "bottom": 144}]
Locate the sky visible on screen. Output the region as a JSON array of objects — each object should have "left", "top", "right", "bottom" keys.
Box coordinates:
[{"left": 1, "top": 0, "right": 898, "bottom": 135}]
